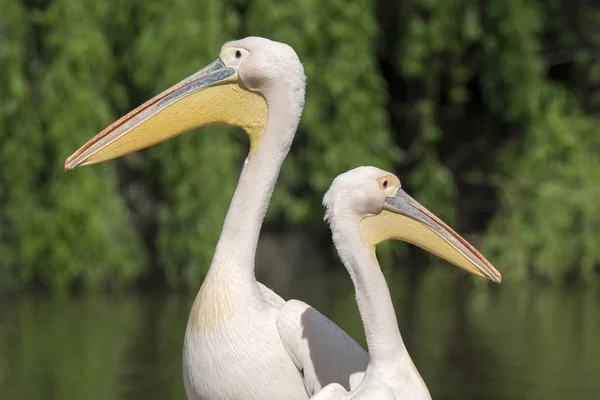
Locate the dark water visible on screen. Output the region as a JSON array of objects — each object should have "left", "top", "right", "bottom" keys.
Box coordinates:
[{"left": 1, "top": 268, "right": 599, "bottom": 400}]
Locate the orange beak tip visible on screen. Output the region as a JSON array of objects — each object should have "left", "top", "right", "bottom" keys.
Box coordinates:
[{"left": 64, "top": 159, "right": 74, "bottom": 172}]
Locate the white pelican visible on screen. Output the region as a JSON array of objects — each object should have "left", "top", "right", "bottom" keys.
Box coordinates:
[
  {"left": 309, "top": 166, "right": 502, "bottom": 399},
  {"left": 65, "top": 37, "right": 367, "bottom": 400}
]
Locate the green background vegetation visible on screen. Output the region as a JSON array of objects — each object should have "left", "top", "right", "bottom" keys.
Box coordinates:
[{"left": 1, "top": 0, "right": 599, "bottom": 292}]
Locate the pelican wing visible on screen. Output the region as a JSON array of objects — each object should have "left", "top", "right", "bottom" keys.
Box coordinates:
[{"left": 276, "top": 299, "right": 369, "bottom": 396}]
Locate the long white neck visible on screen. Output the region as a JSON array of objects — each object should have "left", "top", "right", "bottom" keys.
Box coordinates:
[
  {"left": 330, "top": 219, "right": 407, "bottom": 366},
  {"left": 209, "top": 89, "right": 302, "bottom": 291}
]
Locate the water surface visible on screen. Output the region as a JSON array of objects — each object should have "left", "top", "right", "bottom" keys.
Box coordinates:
[{"left": 1, "top": 269, "right": 598, "bottom": 399}]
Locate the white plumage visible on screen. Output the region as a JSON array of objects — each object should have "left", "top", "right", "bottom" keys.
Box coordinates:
[
  {"left": 309, "top": 166, "right": 501, "bottom": 399},
  {"left": 64, "top": 38, "right": 500, "bottom": 400}
]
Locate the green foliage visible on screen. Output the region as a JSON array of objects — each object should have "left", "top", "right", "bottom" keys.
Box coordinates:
[
  {"left": 477, "top": 1, "right": 600, "bottom": 284},
  {"left": 0, "top": 0, "right": 599, "bottom": 292},
  {"left": 0, "top": 0, "right": 145, "bottom": 291},
  {"left": 481, "top": 0, "right": 544, "bottom": 122},
  {"left": 483, "top": 85, "right": 600, "bottom": 283}
]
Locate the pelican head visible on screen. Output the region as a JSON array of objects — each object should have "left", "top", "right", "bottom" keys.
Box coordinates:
[
  {"left": 64, "top": 37, "right": 305, "bottom": 170},
  {"left": 323, "top": 166, "right": 502, "bottom": 283}
]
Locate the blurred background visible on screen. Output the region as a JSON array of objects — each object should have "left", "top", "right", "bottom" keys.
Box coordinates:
[{"left": 1, "top": 0, "right": 599, "bottom": 399}]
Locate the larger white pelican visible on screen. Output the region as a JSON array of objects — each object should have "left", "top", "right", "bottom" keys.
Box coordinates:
[
  {"left": 65, "top": 37, "right": 367, "bottom": 400},
  {"left": 310, "top": 166, "right": 502, "bottom": 399}
]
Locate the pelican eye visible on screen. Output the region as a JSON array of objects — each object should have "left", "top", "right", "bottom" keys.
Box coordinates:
[
  {"left": 235, "top": 50, "right": 242, "bottom": 58},
  {"left": 382, "top": 180, "right": 388, "bottom": 189}
]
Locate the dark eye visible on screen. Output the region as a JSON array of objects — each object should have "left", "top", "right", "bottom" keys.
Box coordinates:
[
  {"left": 235, "top": 50, "right": 242, "bottom": 59},
  {"left": 382, "top": 180, "right": 388, "bottom": 189}
]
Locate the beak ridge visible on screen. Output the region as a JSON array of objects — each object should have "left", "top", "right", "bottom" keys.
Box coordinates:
[
  {"left": 383, "top": 189, "right": 502, "bottom": 283},
  {"left": 64, "top": 58, "right": 234, "bottom": 171}
]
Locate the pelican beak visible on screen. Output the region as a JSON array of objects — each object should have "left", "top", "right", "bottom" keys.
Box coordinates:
[
  {"left": 361, "top": 189, "right": 502, "bottom": 283},
  {"left": 64, "top": 58, "right": 268, "bottom": 170}
]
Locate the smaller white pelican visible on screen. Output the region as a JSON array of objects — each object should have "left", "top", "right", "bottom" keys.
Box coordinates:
[{"left": 310, "top": 166, "right": 502, "bottom": 399}]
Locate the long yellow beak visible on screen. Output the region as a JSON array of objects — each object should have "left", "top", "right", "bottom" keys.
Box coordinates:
[
  {"left": 361, "top": 189, "right": 502, "bottom": 283},
  {"left": 64, "top": 58, "right": 268, "bottom": 170}
]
